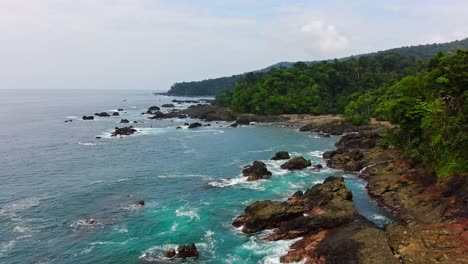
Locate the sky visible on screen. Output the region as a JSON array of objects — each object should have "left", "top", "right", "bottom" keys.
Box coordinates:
[{"left": 0, "top": 0, "right": 467, "bottom": 90}]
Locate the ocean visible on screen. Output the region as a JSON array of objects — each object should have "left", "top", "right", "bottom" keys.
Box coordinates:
[{"left": 0, "top": 89, "right": 392, "bottom": 264}]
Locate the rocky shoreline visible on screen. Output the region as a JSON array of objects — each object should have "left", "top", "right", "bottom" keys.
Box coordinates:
[
  {"left": 232, "top": 119, "right": 467, "bottom": 263},
  {"left": 75, "top": 98, "right": 466, "bottom": 263}
]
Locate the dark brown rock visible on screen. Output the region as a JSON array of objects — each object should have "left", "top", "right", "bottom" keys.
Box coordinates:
[
  {"left": 176, "top": 243, "right": 198, "bottom": 258},
  {"left": 280, "top": 157, "right": 312, "bottom": 170},
  {"left": 164, "top": 248, "right": 176, "bottom": 258},
  {"left": 242, "top": 161, "right": 272, "bottom": 181},
  {"left": 188, "top": 122, "right": 202, "bottom": 129},
  {"left": 271, "top": 151, "right": 290, "bottom": 160},
  {"left": 111, "top": 126, "right": 137, "bottom": 137},
  {"left": 95, "top": 112, "right": 110, "bottom": 117}
]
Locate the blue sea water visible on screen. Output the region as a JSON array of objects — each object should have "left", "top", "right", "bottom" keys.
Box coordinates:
[{"left": 0, "top": 90, "right": 392, "bottom": 264}]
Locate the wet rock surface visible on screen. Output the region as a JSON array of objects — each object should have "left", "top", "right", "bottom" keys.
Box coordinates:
[
  {"left": 280, "top": 157, "right": 312, "bottom": 170},
  {"left": 271, "top": 151, "right": 290, "bottom": 160},
  {"left": 111, "top": 126, "right": 137, "bottom": 137},
  {"left": 241, "top": 161, "right": 272, "bottom": 181},
  {"left": 234, "top": 177, "right": 398, "bottom": 263}
]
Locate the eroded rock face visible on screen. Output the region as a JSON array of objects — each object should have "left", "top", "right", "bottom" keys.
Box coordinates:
[
  {"left": 280, "top": 157, "right": 312, "bottom": 170},
  {"left": 242, "top": 161, "right": 272, "bottom": 181},
  {"left": 271, "top": 151, "right": 290, "bottom": 160},
  {"left": 281, "top": 221, "right": 399, "bottom": 264},
  {"left": 335, "top": 131, "right": 382, "bottom": 150},
  {"left": 233, "top": 177, "right": 355, "bottom": 234},
  {"left": 385, "top": 221, "right": 468, "bottom": 264}
]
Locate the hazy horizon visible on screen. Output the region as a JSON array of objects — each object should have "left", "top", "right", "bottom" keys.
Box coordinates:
[{"left": 1, "top": 0, "right": 467, "bottom": 90}]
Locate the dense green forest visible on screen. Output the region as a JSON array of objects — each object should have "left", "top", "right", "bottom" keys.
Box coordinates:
[
  {"left": 167, "top": 75, "right": 242, "bottom": 96},
  {"left": 215, "top": 53, "right": 422, "bottom": 114},
  {"left": 345, "top": 49, "right": 467, "bottom": 178},
  {"left": 166, "top": 38, "right": 468, "bottom": 96}
]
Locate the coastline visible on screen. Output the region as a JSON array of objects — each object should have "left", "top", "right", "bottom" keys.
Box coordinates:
[{"left": 142, "top": 101, "right": 467, "bottom": 263}]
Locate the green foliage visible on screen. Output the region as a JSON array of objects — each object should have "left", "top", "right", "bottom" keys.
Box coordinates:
[
  {"left": 348, "top": 49, "right": 468, "bottom": 178},
  {"left": 167, "top": 38, "right": 468, "bottom": 96},
  {"left": 216, "top": 53, "right": 420, "bottom": 115}
]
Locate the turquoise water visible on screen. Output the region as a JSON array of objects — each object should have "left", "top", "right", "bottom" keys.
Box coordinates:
[{"left": 0, "top": 90, "right": 391, "bottom": 264}]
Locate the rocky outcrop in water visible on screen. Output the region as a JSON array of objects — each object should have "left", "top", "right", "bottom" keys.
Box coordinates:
[
  {"left": 112, "top": 112, "right": 119, "bottom": 116},
  {"left": 95, "top": 112, "right": 110, "bottom": 117},
  {"left": 161, "top": 104, "right": 175, "bottom": 108},
  {"left": 82, "top": 116, "right": 94, "bottom": 120},
  {"left": 188, "top": 122, "right": 202, "bottom": 129},
  {"left": 271, "top": 151, "right": 290, "bottom": 160},
  {"left": 233, "top": 177, "right": 398, "bottom": 263},
  {"left": 148, "top": 111, "right": 166, "bottom": 119},
  {"left": 280, "top": 157, "right": 311, "bottom": 170},
  {"left": 242, "top": 161, "right": 272, "bottom": 181},
  {"left": 111, "top": 126, "right": 137, "bottom": 137},
  {"left": 120, "top": 119, "right": 130, "bottom": 124}
]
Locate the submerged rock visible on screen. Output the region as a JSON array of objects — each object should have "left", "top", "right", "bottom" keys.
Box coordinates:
[
  {"left": 271, "top": 151, "right": 290, "bottom": 160},
  {"left": 280, "top": 157, "right": 311, "bottom": 170},
  {"left": 242, "top": 161, "right": 272, "bottom": 181}
]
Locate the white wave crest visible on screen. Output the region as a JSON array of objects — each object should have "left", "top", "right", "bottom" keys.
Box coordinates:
[
  {"left": 175, "top": 208, "right": 200, "bottom": 221},
  {"left": 78, "top": 142, "right": 96, "bottom": 146},
  {"left": 0, "top": 197, "right": 41, "bottom": 215},
  {"left": 242, "top": 235, "right": 304, "bottom": 264}
]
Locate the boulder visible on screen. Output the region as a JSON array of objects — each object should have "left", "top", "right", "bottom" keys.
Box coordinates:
[
  {"left": 188, "top": 122, "right": 202, "bottom": 129},
  {"left": 242, "top": 161, "right": 272, "bottom": 181},
  {"left": 95, "top": 112, "right": 110, "bottom": 117},
  {"left": 117, "top": 108, "right": 124, "bottom": 111},
  {"left": 280, "top": 157, "right": 312, "bottom": 170},
  {"left": 325, "top": 150, "right": 364, "bottom": 172},
  {"left": 161, "top": 104, "right": 175, "bottom": 108},
  {"left": 120, "top": 119, "right": 130, "bottom": 124},
  {"left": 138, "top": 200, "right": 145, "bottom": 206},
  {"left": 176, "top": 243, "right": 198, "bottom": 258},
  {"left": 229, "top": 123, "right": 238, "bottom": 128},
  {"left": 271, "top": 151, "right": 290, "bottom": 160},
  {"left": 112, "top": 112, "right": 120, "bottom": 116},
  {"left": 133, "top": 121, "right": 138, "bottom": 124},
  {"left": 111, "top": 126, "right": 137, "bottom": 137},
  {"left": 82, "top": 116, "right": 94, "bottom": 120}
]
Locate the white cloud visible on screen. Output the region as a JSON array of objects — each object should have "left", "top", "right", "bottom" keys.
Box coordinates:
[
  {"left": 0, "top": 0, "right": 467, "bottom": 90},
  {"left": 300, "top": 20, "right": 349, "bottom": 53}
]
